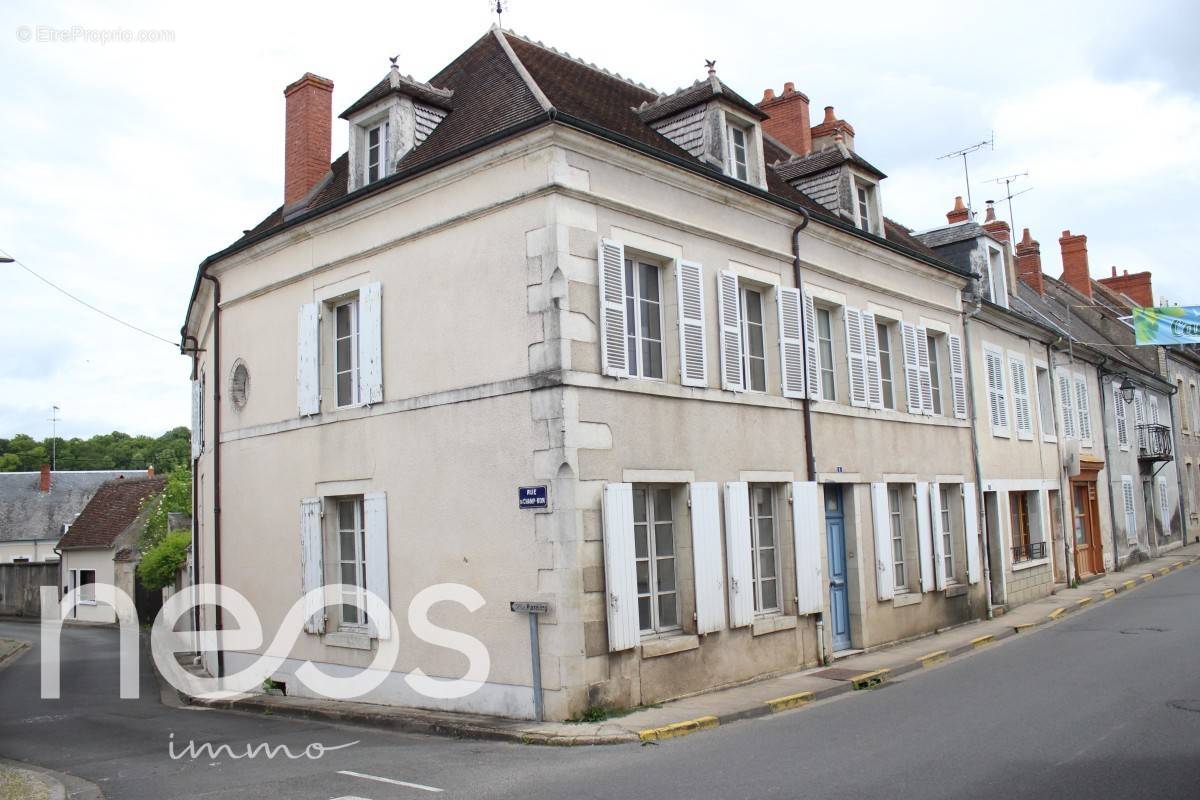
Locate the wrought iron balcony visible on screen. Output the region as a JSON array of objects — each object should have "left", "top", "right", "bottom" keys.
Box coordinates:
[
  {"left": 1137, "top": 424, "right": 1173, "bottom": 462},
  {"left": 1012, "top": 541, "right": 1046, "bottom": 563}
]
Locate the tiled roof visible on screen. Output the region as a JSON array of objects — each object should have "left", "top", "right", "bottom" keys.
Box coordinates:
[
  {"left": 771, "top": 148, "right": 887, "bottom": 182},
  {"left": 339, "top": 71, "right": 454, "bottom": 120},
  {"left": 56, "top": 476, "right": 165, "bottom": 550},
  {"left": 636, "top": 76, "right": 768, "bottom": 124},
  {"left": 0, "top": 470, "right": 149, "bottom": 543}
]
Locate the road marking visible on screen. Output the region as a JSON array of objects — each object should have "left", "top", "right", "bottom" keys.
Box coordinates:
[
  {"left": 1142, "top": 573, "right": 1155, "bottom": 581},
  {"left": 917, "top": 650, "right": 948, "bottom": 666},
  {"left": 1013, "top": 623, "right": 1037, "bottom": 634},
  {"left": 1077, "top": 597, "right": 1093, "bottom": 607},
  {"left": 638, "top": 715, "right": 719, "bottom": 742},
  {"left": 330, "top": 796, "right": 373, "bottom": 800},
  {"left": 338, "top": 771, "right": 443, "bottom": 793},
  {"left": 1158, "top": 567, "right": 1171, "bottom": 576},
  {"left": 765, "top": 691, "right": 813, "bottom": 711},
  {"left": 1048, "top": 607, "right": 1066, "bottom": 620},
  {"left": 1102, "top": 588, "right": 1116, "bottom": 598},
  {"left": 1123, "top": 580, "right": 1137, "bottom": 590},
  {"left": 970, "top": 634, "right": 995, "bottom": 649}
]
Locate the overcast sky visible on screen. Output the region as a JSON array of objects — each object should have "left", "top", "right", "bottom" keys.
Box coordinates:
[{"left": 2, "top": 0, "right": 1197, "bottom": 439}]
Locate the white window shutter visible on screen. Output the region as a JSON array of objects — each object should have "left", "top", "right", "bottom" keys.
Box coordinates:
[
  {"left": 845, "top": 307, "right": 868, "bottom": 408},
  {"left": 1149, "top": 394, "right": 1161, "bottom": 425},
  {"left": 1134, "top": 390, "right": 1146, "bottom": 450},
  {"left": 190, "top": 379, "right": 202, "bottom": 459},
  {"left": 300, "top": 497, "right": 325, "bottom": 634},
  {"left": 862, "top": 311, "right": 883, "bottom": 409},
  {"left": 916, "top": 327, "right": 934, "bottom": 415},
  {"left": 963, "top": 483, "right": 981, "bottom": 584},
  {"left": 297, "top": 303, "right": 320, "bottom": 416},
  {"left": 803, "top": 290, "right": 821, "bottom": 399},
  {"left": 1009, "top": 355, "right": 1031, "bottom": 438},
  {"left": 597, "top": 238, "right": 629, "bottom": 378},
  {"left": 358, "top": 282, "right": 383, "bottom": 405},
  {"left": 1158, "top": 476, "right": 1171, "bottom": 535},
  {"left": 1074, "top": 374, "right": 1091, "bottom": 444},
  {"left": 363, "top": 491, "right": 391, "bottom": 639},
  {"left": 901, "top": 323, "right": 922, "bottom": 415},
  {"left": 1122, "top": 476, "right": 1137, "bottom": 544},
  {"left": 948, "top": 334, "right": 968, "bottom": 419},
  {"left": 870, "top": 483, "right": 895, "bottom": 600},
  {"left": 689, "top": 482, "right": 727, "bottom": 634},
  {"left": 915, "top": 482, "right": 934, "bottom": 593},
  {"left": 676, "top": 261, "right": 708, "bottom": 387},
  {"left": 930, "top": 483, "right": 946, "bottom": 590},
  {"left": 1057, "top": 368, "right": 1077, "bottom": 439},
  {"left": 776, "top": 287, "right": 806, "bottom": 398},
  {"left": 724, "top": 481, "right": 754, "bottom": 627},
  {"left": 601, "top": 483, "right": 639, "bottom": 651},
  {"left": 792, "top": 481, "right": 823, "bottom": 615},
  {"left": 985, "top": 350, "right": 1009, "bottom": 434},
  {"left": 717, "top": 270, "right": 744, "bottom": 391},
  {"left": 1114, "top": 382, "right": 1129, "bottom": 450}
]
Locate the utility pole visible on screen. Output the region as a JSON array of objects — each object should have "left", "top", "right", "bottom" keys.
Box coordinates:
[{"left": 937, "top": 133, "right": 994, "bottom": 217}]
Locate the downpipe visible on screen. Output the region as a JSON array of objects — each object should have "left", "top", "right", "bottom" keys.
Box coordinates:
[
  {"left": 960, "top": 304, "right": 995, "bottom": 618},
  {"left": 199, "top": 273, "right": 224, "bottom": 679}
]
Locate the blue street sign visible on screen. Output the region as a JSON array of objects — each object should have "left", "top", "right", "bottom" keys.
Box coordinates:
[{"left": 518, "top": 485, "right": 548, "bottom": 509}]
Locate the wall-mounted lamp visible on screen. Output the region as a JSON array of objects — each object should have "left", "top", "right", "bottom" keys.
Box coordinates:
[{"left": 1120, "top": 378, "right": 1137, "bottom": 405}]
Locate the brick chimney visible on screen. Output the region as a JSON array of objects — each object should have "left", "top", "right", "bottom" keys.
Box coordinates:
[
  {"left": 982, "top": 200, "right": 1011, "bottom": 245},
  {"left": 283, "top": 73, "right": 334, "bottom": 208},
  {"left": 39, "top": 464, "right": 51, "bottom": 492},
  {"left": 1058, "top": 230, "right": 1092, "bottom": 299},
  {"left": 1015, "top": 228, "right": 1044, "bottom": 295},
  {"left": 759, "top": 82, "right": 812, "bottom": 157},
  {"left": 1098, "top": 266, "right": 1154, "bottom": 307},
  {"left": 810, "top": 106, "right": 855, "bottom": 152},
  {"left": 946, "top": 196, "right": 971, "bottom": 224}
]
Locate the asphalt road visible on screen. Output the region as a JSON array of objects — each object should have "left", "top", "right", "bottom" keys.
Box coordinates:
[{"left": 2, "top": 565, "right": 1199, "bottom": 799}]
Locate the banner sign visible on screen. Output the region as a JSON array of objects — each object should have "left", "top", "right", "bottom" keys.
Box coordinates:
[{"left": 1133, "top": 306, "right": 1200, "bottom": 345}]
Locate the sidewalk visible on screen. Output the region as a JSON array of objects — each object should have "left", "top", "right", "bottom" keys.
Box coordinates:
[
  {"left": 0, "top": 757, "right": 104, "bottom": 800},
  {"left": 180, "top": 544, "right": 1200, "bottom": 746}
]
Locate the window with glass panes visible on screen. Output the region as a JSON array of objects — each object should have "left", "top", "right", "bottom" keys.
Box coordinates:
[
  {"left": 926, "top": 333, "right": 943, "bottom": 415},
  {"left": 728, "top": 125, "right": 749, "bottom": 181},
  {"left": 856, "top": 184, "right": 875, "bottom": 234},
  {"left": 940, "top": 485, "right": 955, "bottom": 581},
  {"left": 366, "top": 123, "right": 387, "bottom": 184},
  {"left": 889, "top": 486, "right": 907, "bottom": 590},
  {"left": 750, "top": 484, "right": 780, "bottom": 613},
  {"left": 817, "top": 307, "right": 836, "bottom": 400},
  {"left": 1010, "top": 491, "right": 1032, "bottom": 558},
  {"left": 877, "top": 322, "right": 895, "bottom": 409},
  {"left": 334, "top": 299, "right": 358, "bottom": 407},
  {"left": 633, "top": 486, "right": 679, "bottom": 633},
  {"left": 740, "top": 287, "right": 767, "bottom": 392},
  {"left": 623, "top": 260, "right": 664, "bottom": 379},
  {"left": 336, "top": 497, "right": 367, "bottom": 628}
]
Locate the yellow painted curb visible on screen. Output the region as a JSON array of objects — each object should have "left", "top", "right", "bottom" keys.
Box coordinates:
[
  {"left": 970, "top": 634, "right": 995, "bottom": 649},
  {"left": 1158, "top": 567, "right": 1171, "bottom": 576},
  {"left": 765, "top": 691, "right": 814, "bottom": 712},
  {"left": 1102, "top": 588, "right": 1116, "bottom": 599},
  {"left": 638, "top": 715, "right": 719, "bottom": 742},
  {"left": 1048, "top": 607, "right": 1066, "bottom": 620},
  {"left": 1143, "top": 573, "right": 1155, "bottom": 581},
  {"left": 918, "top": 650, "right": 948, "bottom": 667},
  {"left": 1013, "top": 623, "right": 1037, "bottom": 633},
  {"left": 1123, "top": 580, "right": 1138, "bottom": 590},
  {"left": 1077, "top": 597, "right": 1093, "bottom": 607},
  {"left": 1173, "top": 561, "right": 1185, "bottom": 569},
  {"left": 850, "top": 668, "right": 890, "bottom": 690}
]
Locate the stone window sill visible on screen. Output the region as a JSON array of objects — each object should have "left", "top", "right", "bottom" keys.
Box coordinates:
[
  {"left": 322, "top": 631, "right": 372, "bottom": 650},
  {"left": 943, "top": 583, "right": 968, "bottom": 598},
  {"left": 892, "top": 592, "right": 922, "bottom": 608},
  {"left": 1012, "top": 557, "right": 1050, "bottom": 573},
  {"left": 641, "top": 633, "right": 699, "bottom": 659},
  {"left": 751, "top": 615, "right": 798, "bottom": 637}
]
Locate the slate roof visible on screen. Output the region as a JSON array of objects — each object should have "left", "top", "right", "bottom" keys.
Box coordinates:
[
  {"left": 189, "top": 28, "right": 968, "bottom": 321},
  {"left": 771, "top": 148, "right": 887, "bottom": 182},
  {"left": 339, "top": 71, "right": 454, "bottom": 119},
  {"left": 56, "top": 476, "right": 165, "bottom": 551},
  {"left": 636, "top": 76, "right": 768, "bottom": 124},
  {"left": 915, "top": 221, "right": 988, "bottom": 249},
  {"left": 0, "top": 470, "right": 149, "bottom": 543}
]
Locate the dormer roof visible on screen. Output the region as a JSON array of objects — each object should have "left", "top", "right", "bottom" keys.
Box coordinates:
[
  {"left": 637, "top": 75, "right": 768, "bottom": 124},
  {"left": 771, "top": 147, "right": 886, "bottom": 182},
  {"left": 339, "top": 70, "right": 454, "bottom": 119}
]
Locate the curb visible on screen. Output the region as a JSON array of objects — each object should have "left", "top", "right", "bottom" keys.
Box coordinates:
[{"left": 0, "top": 639, "right": 31, "bottom": 673}]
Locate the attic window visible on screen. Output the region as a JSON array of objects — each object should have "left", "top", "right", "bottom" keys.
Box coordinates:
[
  {"left": 230, "top": 362, "right": 250, "bottom": 409},
  {"left": 853, "top": 178, "right": 879, "bottom": 235},
  {"left": 365, "top": 123, "right": 388, "bottom": 184},
  {"left": 728, "top": 124, "right": 750, "bottom": 181}
]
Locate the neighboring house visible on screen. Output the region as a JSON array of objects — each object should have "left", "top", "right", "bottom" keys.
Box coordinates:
[
  {"left": 1164, "top": 346, "right": 1200, "bottom": 545},
  {"left": 916, "top": 202, "right": 1068, "bottom": 609},
  {"left": 0, "top": 466, "right": 148, "bottom": 564},
  {"left": 182, "top": 29, "right": 988, "bottom": 721},
  {"left": 56, "top": 475, "right": 164, "bottom": 623}
]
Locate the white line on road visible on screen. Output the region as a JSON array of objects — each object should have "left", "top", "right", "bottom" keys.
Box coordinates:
[{"left": 338, "top": 770, "right": 444, "bottom": 793}]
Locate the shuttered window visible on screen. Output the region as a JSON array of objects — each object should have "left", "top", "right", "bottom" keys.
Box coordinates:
[
  {"left": 1134, "top": 391, "right": 1146, "bottom": 451},
  {"left": 1057, "top": 367, "right": 1076, "bottom": 439},
  {"left": 299, "top": 497, "right": 324, "bottom": 634},
  {"left": 845, "top": 307, "right": 868, "bottom": 407},
  {"left": 817, "top": 307, "right": 836, "bottom": 401},
  {"left": 963, "top": 483, "right": 981, "bottom": 584},
  {"left": 602, "top": 483, "right": 639, "bottom": 651},
  {"left": 1114, "top": 381, "right": 1129, "bottom": 450},
  {"left": 597, "top": 239, "right": 629, "bottom": 378},
  {"left": 776, "top": 287, "right": 806, "bottom": 398},
  {"left": 1009, "top": 354, "right": 1033, "bottom": 439},
  {"left": 717, "top": 271, "right": 744, "bottom": 391},
  {"left": 889, "top": 486, "right": 908, "bottom": 591},
  {"left": 862, "top": 311, "right": 883, "bottom": 409},
  {"left": 689, "top": 482, "right": 726, "bottom": 634},
  {"left": 740, "top": 288, "right": 767, "bottom": 392},
  {"left": 915, "top": 327, "right": 934, "bottom": 415},
  {"left": 1074, "top": 373, "right": 1092, "bottom": 445},
  {"left": 357, "top": 282, "right": 383, "bottom": 405},
  {"left": 297, "top": 303, "right": 320, "bottom": 416},
  {"left": 901, "top": 323, "right": 922, "bottom": 414},
  {"left": 632, "top": 486, "right": 679, "bottom": 633},
  {"left": 792, "top": 482, "right": 823, "bottom": 615},
  {"left": 1036, "top": 365, "right": 1056, "bottom": 439},
  {"left": 803, "top": 291, "right": 821, "bottom": 399},
  {"left": 926, "top": 334, "right": 943, "bottom": 415},
  {"left": 623, "top": 259, "right": 665, "bottom": 380},
  {"left": 749, "top": 485, "right": 780, "bottom": 613},
  {"left": 948, "top": 334, "right": 968, "bottom": 419},
  {"left": 724, "top": 482, "right": 754, "bottom": 627},
  {"left": 984, "top": 347, "right": 1009, "bottom": 436},
  {"left": 877, "top": 321, "right": 895, "bottom": 410},
  {"left": 675, "top": 261, "right": 708, "bottom": 387},
  {"left": 1122, "top": 476, "right": 1137, "bottom": 545},
  {"left": 870, "top": 483, "right": 895, "bottom": 599},
  {"left": 915, "top": 482, "right": 935, "bottom": 592}
]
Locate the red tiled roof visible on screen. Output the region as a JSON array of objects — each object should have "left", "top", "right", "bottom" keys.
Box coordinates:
[{"left": 56, "top": 476, "right": 165, "bottom": 550}]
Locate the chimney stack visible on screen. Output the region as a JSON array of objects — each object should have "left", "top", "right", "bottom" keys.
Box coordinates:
[
  {"left": 1015, "top": 228, "right": 1044, "bottom": 295},
  {"left": 39, "top": 464, "right": 51, "bottom": 492},
  {"left": 810, "top": 105, "right": 855, "bottom": 152},
  {"left": 982, "top": 200, "right": 1011, "bottom": 245},
  {"left": 758, "top": 82, "right": 813, "bottom": 157},
  {"left": 1058, "top": 230, "right": 1092, "bottom": 298},
  {"left": 946, "top": 196, "right": 971, "bottom": 224},
  {"left": 1097, "top": 266, "right": 1154, "bottom": 307},
  {"left": 283, "top": 73, "right": 334, "bottom": 208}
]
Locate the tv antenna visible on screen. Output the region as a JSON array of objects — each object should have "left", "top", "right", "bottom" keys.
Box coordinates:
[
  {"left": 984, "top": 171, "right": 1032, "bottom": 235},
  {"left": 48, "top": 404, "right": 61, "bottom": 471},
  {"left": 491, "top": 0, "right": 508, "bottom": 26},
  {"left": 937, "top": 132, "right": 994, "bottom": 216}
]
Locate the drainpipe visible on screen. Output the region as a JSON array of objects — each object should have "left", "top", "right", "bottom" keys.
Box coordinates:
[
  {"left": 199, "top": 273, "right": 224, "bottom": 679},
  {"left": 960, "top": 306, "right": 994, "bottom": 617},
  {"left": 1164, "top": 382, "right": 1183, "bottom": 547},
  {"left": 1045, "top": 339, "right": 1073, "bottom": 590},
  {"left": 1097, "top": 360, "right": 1124, "bottom": 573},
  {"left": 182, "top": 335, "right": 203, "bottom": 649},
  {"left": 790, "top": 214, "right": 814, "bottom": 481}
]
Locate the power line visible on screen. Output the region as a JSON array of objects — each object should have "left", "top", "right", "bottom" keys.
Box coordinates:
[{"left": 1, "top": 252, "right": 179, "bottom": 348}]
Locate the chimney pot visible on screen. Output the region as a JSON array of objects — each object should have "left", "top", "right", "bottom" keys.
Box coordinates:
[
  {"left": 823, "top": 106, "right": 836, "bottom": 123},
  {"left": 762, "top": 88, "right": 776, "bottom": 102},
  {"left": 39, "top": 464, "right": 51, "bottom": 492},
  {"left": 283, "top": 72, "right": 334, "bottom": 208},
  {"left": 783, "top": 81, "right": 795, "bottom": 94},
  {"left": 946, "top": 195, "right": 971, "bottom": 224},
  {"left": 984, "top": 200, "right": 996, "bottom": 222}
]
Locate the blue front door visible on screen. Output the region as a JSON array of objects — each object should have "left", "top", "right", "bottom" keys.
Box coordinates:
[{"left": 824, "top": 485, "right": 852, "bottom": 651}]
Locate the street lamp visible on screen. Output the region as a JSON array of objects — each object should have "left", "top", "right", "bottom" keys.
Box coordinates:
[{"left": 1120, "top": 379, "right": 1137, "bottom": 405}]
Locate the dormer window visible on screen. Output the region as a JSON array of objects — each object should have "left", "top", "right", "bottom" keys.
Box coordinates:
[
  {"left": 365, "top": 122, "right": 388, "bottom": 185},
  {"left": 982, "top": 242, "right": 1009, "bottom": 308},
  {"left": 728, "top": 124, "right": 750, "bottom": 181},
  {"left": 852, "top": 175, "right": 880, "bottom": 235}
]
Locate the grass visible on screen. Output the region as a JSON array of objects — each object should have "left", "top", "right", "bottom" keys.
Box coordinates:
[
  {"left": 0, "top": 768, "right": 50, "bottom": 800},
  {"left": 569, "top": 703, "right": 661, "bottom": 723}
]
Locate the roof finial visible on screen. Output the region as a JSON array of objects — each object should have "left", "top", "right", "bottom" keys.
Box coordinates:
[
  {"left": 492, "top": 0, "right": 508, "bottom": 26},
  {"left": 389, "top": 54, "right": 400, "bottom": 70},
  {"left": 705, "top": 59, "right": 717, "bottom": 77}
]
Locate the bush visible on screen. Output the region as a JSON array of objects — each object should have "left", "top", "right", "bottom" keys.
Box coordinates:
[
  {"left": 140, "top": 467, "right": 191, "bottom": 551},
  {"left": 137, "top": 531, "right": 190, "bottom": 591}
]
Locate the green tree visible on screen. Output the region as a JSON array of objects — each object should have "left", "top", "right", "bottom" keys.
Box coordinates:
[
  {"left": 140, "top": 467, "right": 192, "bottom": 551},
  {"left": 137, "top": 531, "right": 191, "bottom": 591},
  {"left": 0, "top": 427, "right": 192, "bottom": 472}
]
